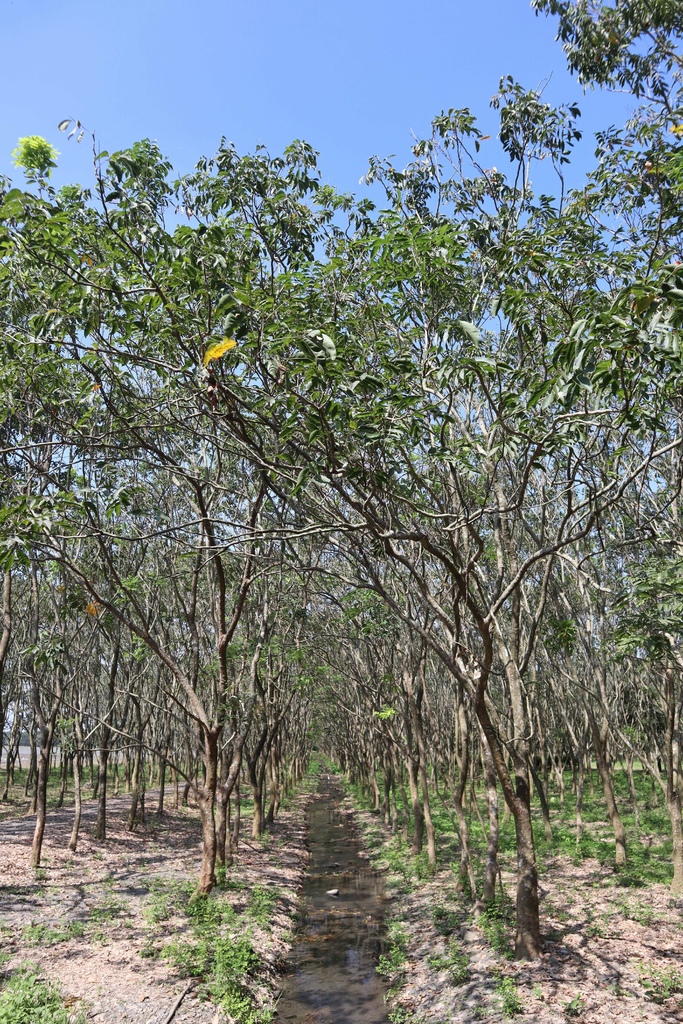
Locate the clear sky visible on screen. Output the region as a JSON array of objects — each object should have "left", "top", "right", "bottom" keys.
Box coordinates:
[{"left": 1, "top": 0, "right": 634, "bottom": 196}]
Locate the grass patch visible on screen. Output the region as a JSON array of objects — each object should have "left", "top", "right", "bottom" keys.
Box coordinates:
[
  {"left": 432, "top": 903, "right": 460, "bottom": 936},
  {"left": 376, "top": 921, "right": 408, "bottom": 978},
  {"left": 495, "top": 975, "right": 523, "bottom": 1017},
  {"left": 23, "top": 921, "right": 86, "bottom": 945},
  {"left": 143, "top": 878, "right": 269, "bottom": 1023},
  {"left": 0, "top": 966, "right": 85, "bottom": 1024},
  {"left": 249, "top": 885, "right": 276, "bottom": 928},
  {"left": 163, "top": 937, "right": 265, "bottom": 1023},
  {"left": 639, "top": 963, "right": 683, "bottom": 1004},
  {"left": 479, "top": 894, "right": 514, "bottom": 960},
  {"left": 428, "top": 938, "right": 470, "bottom": 985}
]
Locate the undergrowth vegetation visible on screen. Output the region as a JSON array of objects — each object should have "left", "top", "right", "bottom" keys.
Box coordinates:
[
  {"left": 0, "top": 966, "right": 85, "bottom": 1024},
  {"left": 140, "top": 875, "right": 278, "bottom": 1023},
  {"left": 346, "top": 763, "right": 675, "bottom": 896}
]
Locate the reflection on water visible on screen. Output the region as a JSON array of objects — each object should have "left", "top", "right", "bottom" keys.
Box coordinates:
[{"left": 276, "top": 779, "right": 389, "bottom": 1024}]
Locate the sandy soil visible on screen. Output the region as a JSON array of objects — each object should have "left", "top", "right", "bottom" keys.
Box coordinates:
[
  {"left": 349, "top": 802, "right": 683, "bottom": 1024},
  {"left": 0, "top": 792, "right": 311, "bottom": 1023}
]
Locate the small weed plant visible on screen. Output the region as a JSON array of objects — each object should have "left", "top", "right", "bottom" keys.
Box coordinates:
[
  {"left": 0, "top": 966, "right": 86, "bottom": 1024},
  {"left": 432, "top": 904, "right": 459, "bottom": 936},
  {"left": 616, "top": 898, "right": 654, "bottom": 927},
  {"left": 479, "top": 895, "right": 514, "bottom": 960},
  {"left": 496, "top": 975, "right": 523, "bottom": 1018},
  {"left": 23, "top": 921, "right": 85, "bottom": 945},
  {"left": 377, "top": 922, "right": 408, "bottom": 978},
  {"left": 564, "top": 993, "right": 585, "bottom": 1017},
  {"left": 387, "top": 1010, "right": 410, "bottom": 1024},
  {"left": 427, "top": 939, "right": 470, "bottom": 985},
  {"left": 249, "top": 885, "right": 276, "bottom": 928},
  {"left": 639, "top": 964, "right": 683, "bottom": 1004}
]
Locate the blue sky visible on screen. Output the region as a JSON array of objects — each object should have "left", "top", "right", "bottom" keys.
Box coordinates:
[{"left": 2, "top": 0, "right": 634, "bottom": 195}]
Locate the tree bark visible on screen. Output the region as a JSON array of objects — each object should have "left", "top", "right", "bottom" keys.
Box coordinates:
[
  {"left": 195, "top": 727, "right": 220, "bottom": 895},
  {"left": 482, "top": 733, "right": 500, "bottom": 904},
  {"left": 588, "top": 708, "right": 627, "bottom": 866},
  {"left": 69, "top": 717, "right": 84, "bottom": 852}
]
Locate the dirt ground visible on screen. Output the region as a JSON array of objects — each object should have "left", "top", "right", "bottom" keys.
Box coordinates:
[
  {"left": 350, "top": 801, "right": 683, "bottom": 1024},
  {"left": 0, "top": 792, "right": 311, "bottom": 1023},
  {"left": 2, "top": 782, "right": 682, "bottom": 1023}
]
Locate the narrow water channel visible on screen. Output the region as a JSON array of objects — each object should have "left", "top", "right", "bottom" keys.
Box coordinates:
[{"left": 276, "top": 778, "right": 390, "bottom": 1024}]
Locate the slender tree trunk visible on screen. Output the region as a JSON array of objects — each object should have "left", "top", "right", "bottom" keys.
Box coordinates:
[
  {"left": 474, "top": 664, "right": 541, "bottom": 960},
  {"left": 663, "top": 669, "right": 683, "bottom": 894},
  {"left": 588, "top": 709, "right": 626, "bottom": 866},
  {"left": 482, "top": 734, "right": 499, "bottom": 904},
  {"left": 26, "top": 723, "right": 37, "bottom": 800},
  {"left": 250, "top": 762, "right": 263, "bottom": 839},
  {"left": 0, "top": 571, "right": 12, "bottom": 769},
  {"left": 96, "top": 644, "right": 118, "bottom": 840},
  {"left": 196, "top": 727, "right": 220, "bottom": 895},
  {"left": 31, "top": 704, "right": 60, "bottom": 868},
  {"left": 529, "top": 762, "right": 553, "bottom": 843},
  {"left": 127, "top": 737, "right": 143, "bottom": 831},
  {"left": 232, "top": 776, "right": 241, "bottom": 851},
  {"left": 157, "top": 742, "right": 168, "bottom": 819},
  {"left": 69, "top": 718, "right": 84, "bottom": 852},
  {"left": 406, "top": 755, "right": 424, "bottom": 854},
  {"left": 575, "top": 741, "right": 586, "bottom": 842},
  {"left": 55, "top": 753, "right": 68, "bottom": 809},
  {"left": 625, "top": 752, "right": 640, "bottom": 830}
]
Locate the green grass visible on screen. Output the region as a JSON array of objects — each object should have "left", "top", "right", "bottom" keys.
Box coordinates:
[
  {"left": 376, "top": 921, "right": 408, "bottom": 978},
  {"left": 349, "top": 762, "right": 676, "bottom": 896},
  {"left": 23, "top": 921, "right": 86, "bottom": 945},
  {"left": 431, "top": 903, "right": 460, "bottom": 936},
  {"left": 249, "top": 885, "right": 277, "bottom": 928},
  {"left": 495, "top": 975, "right": 523, "bottom": 1018},
  {"left": 142, "top": 876, "right": 269, "bottom": 1023},
  {"left": 427, "top": 939, "right": 470, "bottom": 985},
  {"left": 0, "top": 966, "right": 86, "bottom": 1024},
  {"left": 639, "top": 963, "right": 683, "bottom": 1004},
  {"left": 478, "top": 894, "right": 514, "bottom": 959}
]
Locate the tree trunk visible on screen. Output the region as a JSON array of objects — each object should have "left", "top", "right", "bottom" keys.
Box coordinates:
[
  {"left": 406, "top": 756, "right": 424, "bottom": 855},
  {"left": 195, "top": 727, "right": 220, "bottom": 895},
  {"left": 96, "top": 644, "right": 118, "bottom": 840},
  {"left": 588, "top": 709, "right": 627, "bottom": 866},
  {"left": 474, "top": 663, "right": 541, "bottom": 960},
  {"left": 127, "top": 740, "right": 143, "bottom": 831},
  {"left": 95, "top": 746, "right": 109, "bottom": 839},
  {"left": 69, "top": 719, "right": 84, "bottom": 852},
  {"left": 529, "top": 762, "right": 553, "bottom": 843},
  {"left": 157, "top": 744, "right": 167, "bottom": 819},
  {"left": 232, "top": 776, "right": 241, "bottom": 851},
  {"left": 625, "top": 752, "right": 640, "bottom": 830},
  {"left": 663, "top": 669, "right": 683, "bottom": 894},
  {"left": 250, "top": 766, "right": 263, "bottom": 839},
  {"left": 482, "top": 734, "right": 500, "bottom": 904},
  {"left": 575, "top": 740, "right": 586, "bottom": 843},
  {"left": 31, "top": 707, "right": 59, "bottom": 868}
]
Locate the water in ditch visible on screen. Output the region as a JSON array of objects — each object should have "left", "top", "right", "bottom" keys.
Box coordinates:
[{"left": 275, "top": 778, "right": 389, "bottom": 1024}]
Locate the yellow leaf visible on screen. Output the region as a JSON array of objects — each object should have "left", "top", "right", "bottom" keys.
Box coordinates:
[
  {"left": 85, "top": 601, "right": 101, "bottom": 617},
  {"left": 203, "top": 338, "right": 237, "bottom": 366},
  {"left": 670, "top": 124, "right": 683, "bottom": 137}
]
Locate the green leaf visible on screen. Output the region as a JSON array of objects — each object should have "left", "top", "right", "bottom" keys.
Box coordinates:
[{"left": 458, "top": 320, "right": 480, "bottom": 343}]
